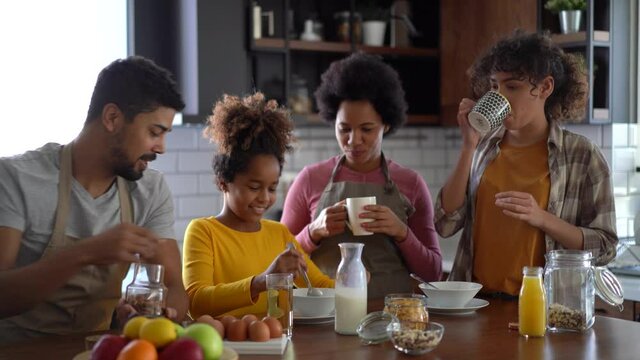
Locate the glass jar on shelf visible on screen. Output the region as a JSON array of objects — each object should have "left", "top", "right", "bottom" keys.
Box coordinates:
[
  {"left": 544, "top": 250, "right": 623, "bottom": 332},
  {"left": 125, "top": 263, "right": 167, "bottom": 317},
  {"left": 333, "top": 11, "right": 362, "bottom": 43},
  {"left": 288, "top": 75, "right": 312, "bottom": 114}
]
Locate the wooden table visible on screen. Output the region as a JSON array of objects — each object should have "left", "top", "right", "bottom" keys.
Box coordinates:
[{"left": 2, "top": 297, "right": 639, "bottom": 360}]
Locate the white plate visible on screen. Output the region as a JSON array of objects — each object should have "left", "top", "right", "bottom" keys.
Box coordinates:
[
  {"left": 293, "top": 311, "right": 335, "bottom": 324},
  {"left": 427, "top": 298, "right": 489, "bottom": 315}
]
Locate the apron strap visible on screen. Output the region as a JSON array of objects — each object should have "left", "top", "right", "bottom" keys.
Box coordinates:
[
  {"left": 116, "top": 177, "right": 133, "bottom": 224},
  {"left": 50, "top": 144, "right": 74, "bottom": 247}
]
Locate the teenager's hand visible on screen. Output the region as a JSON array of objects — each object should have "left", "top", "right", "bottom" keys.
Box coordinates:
[
  {"left": 495, "top": 191, "right": 546, "bottom": 228},
  {"left": 457, "top": 98, "right": 481, "bottom": 150},
  {"left": 308, "top": 200, "right": 348, "bottom": 244}
]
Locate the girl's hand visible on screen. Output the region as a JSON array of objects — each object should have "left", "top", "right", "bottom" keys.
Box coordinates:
[
  {"left": 495, "top": 191, "right": 546, "bottom": 228},
  {"left": 360, "top": 204, "right": 408, "bottom": 243},
  {"left": 263, "top": 246, "right": 307, "bottom": 278},
  {"left": 457, "top": 98, "right": 481, "bottom": 150},
  {"left": 308, "top": 200, "right": 348, "bottom": 244}
]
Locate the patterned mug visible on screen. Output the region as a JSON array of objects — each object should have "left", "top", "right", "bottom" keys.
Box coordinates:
[{"left": 467, "top": 90, "right": 511, "bottom": 135}]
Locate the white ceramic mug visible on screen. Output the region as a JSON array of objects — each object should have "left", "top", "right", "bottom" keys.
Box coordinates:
[
  {"left": 346, "top": 196, "right": 376, "bottom": 236},
  {"left": 467, "top": 90, "right": 511, "bottom": 135}
]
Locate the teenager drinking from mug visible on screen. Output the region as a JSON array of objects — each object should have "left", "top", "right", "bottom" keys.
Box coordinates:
[{"left": 436, "top": 30, "right": 618, "bottom": 297}]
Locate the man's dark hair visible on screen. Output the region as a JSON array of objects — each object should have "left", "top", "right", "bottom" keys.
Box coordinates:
[{"left": 86, "top": 56, "right": 185, "bottom": 123}]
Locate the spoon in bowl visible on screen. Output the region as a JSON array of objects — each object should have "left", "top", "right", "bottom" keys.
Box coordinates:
[
  {"left": 287, "top": 242, "right": 323, "bottom": 296},
  {"left": 410, "top": 273, "right": 439, "bottom": 289}
]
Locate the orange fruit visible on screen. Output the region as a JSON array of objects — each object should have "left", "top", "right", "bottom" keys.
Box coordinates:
[{"left": 116, "top": 339, "right": 158, "bottom": 360}]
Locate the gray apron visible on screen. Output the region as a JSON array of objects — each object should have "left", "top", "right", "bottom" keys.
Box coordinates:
[
  {"left": 310, "top": 154, "right": 415, "bottom": 299},
  {"left": 0, "top": 143, "right": 132, "bottom": 342}
]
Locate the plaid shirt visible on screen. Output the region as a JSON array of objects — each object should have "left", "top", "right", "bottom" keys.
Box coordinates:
[{"left": 435, "top": 121, "right": 618, "bottom": 281}]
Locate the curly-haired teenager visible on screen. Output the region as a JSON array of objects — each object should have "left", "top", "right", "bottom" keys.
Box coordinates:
[
  {"left": 182, "top": 93, "right": 334, "bottom": 318},
  {"left": 281, "top": 53, "right": 442, "bottom": 299},
  {"left": 436, "top": 31, "right": 618, "bottom": 296}
]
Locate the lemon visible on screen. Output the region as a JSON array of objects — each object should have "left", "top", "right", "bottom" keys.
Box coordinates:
[
  {"left": 123, "top": 316, "right": 149, "bottom": 339},
  {"left": 139, "top": 317, "right": 177, "bottom": 347}
]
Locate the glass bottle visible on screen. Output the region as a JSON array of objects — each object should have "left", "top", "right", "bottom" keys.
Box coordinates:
[
  {"left": 125, "top": 263, "right": 167, "bottom": 317},
  {"left": 518, "top": 266, "right": 546, "bottom": 337},
  {"left": 335, "top": 243, "right": 367, "bottom": 335},
  {"left": 544, "top": 250, "right": 623, "bottom": 332}
]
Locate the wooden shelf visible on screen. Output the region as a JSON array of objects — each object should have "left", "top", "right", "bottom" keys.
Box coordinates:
[
  {"left": 290, "top": 113, "right": 439, "bottom": 127},
  {"left": 406, "top": 114, "right": 439, "bottom": 125},
  {"left": 551, "top": 31, "right": 610, "bottom": 46},
  {"left": 254, "top": 38, "right": 438, "bottom": 58},
  {"left": 289, "top": 40, "right": 351, "bottom": 53}
]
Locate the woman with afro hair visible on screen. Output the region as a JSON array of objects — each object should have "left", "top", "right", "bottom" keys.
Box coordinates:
[
  {"left": 436, "top": 31, "right": 617, "bottom": 297},
  {"left": 182, "top": 92, "right": 334, "bottom": 319},
  {"left": 281, "top": 53, "right": 442, "bottom": 299}
]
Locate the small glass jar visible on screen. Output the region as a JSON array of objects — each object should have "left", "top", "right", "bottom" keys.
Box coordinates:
[
  {"left": 333, "top": 11, "right": 362, "bottom": 43},
  {"left": 125, "top": 263, "right": 167, "bottom": 317},
  {"left": 383, "top": 293, "right": 428, "bottom": 330},
  {"left": 544, "top": 250, "right": 623, "bottom": 332}
]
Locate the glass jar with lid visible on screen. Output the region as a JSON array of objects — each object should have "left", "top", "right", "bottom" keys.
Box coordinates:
[
  {"left": 543, "top": 250, "right": 623, "bottom": 332},
  {"left": 125, "top": 263, "right": 167, "bottom": 317},
  {"left": 383, "top": 293, "right": 428, "bottom": 330}
]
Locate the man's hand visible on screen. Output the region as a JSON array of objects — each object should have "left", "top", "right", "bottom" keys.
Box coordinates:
[{"left": 80, "top": 223, "right": 160, "bottom": 265}]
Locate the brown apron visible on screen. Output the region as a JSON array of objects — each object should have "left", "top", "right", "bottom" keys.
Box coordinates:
[
  {"left": 0, "top": 144, "right": 132, "bottom": 342},
  {"left": 310, "top": 154, "right": 415, "bottom": 299}
]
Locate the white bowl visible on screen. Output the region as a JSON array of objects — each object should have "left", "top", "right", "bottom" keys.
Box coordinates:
[
  {"left": 293, "top": 288, "right": 335, "bottom": 317},
  {"left": 419, "top": 281, "right": 482, "bottom": 308}
]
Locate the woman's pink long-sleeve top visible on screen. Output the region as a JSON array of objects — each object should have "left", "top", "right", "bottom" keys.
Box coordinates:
[{"left": 281, "top": 156, "right": 442, "bottom": 281}]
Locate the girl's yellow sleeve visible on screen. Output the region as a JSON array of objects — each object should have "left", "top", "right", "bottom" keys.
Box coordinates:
[{"left": 182, "top": 219, "right": 256, "bottom": 318}]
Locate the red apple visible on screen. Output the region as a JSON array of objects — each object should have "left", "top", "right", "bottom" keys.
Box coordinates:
[
  {"left": 90, "top": 334, "right": 129, "bottom": 360},
  {"left": 159, "top": 338, "right": 204, "bottom": 360}
]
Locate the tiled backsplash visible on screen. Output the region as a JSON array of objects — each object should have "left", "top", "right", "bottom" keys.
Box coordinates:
[{"left": 152, "top": 122, "right": 640, "bottom": 263}]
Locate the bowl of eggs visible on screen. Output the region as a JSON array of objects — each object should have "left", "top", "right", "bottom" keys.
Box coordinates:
[{"left": 293, "top": 288, "right": 335, "bottom": 317}]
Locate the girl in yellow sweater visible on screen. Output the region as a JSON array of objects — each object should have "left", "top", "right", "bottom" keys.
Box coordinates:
[{"left": 182, "top": 93, "right": 334, "bottom": 318}]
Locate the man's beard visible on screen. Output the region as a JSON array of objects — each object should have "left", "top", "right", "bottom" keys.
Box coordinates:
[{"left": 110, "top": 142, "right": 156, "bottom": 181}]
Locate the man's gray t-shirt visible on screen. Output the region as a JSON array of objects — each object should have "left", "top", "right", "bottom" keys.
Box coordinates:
[{"left": 0, "top": 143, "right": 176, "bottom": 267}]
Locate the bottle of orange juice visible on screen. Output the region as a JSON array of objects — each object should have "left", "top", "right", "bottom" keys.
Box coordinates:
[{"left": 518, "top": 266, "right": 546, "bottom": 337}]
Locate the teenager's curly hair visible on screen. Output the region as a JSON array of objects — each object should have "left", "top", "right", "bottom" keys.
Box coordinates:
[
  {"left": 314, "top": 52, "right": 408, "bottom": 135},
  {"left": 203, "top": 92, "right": 295, "bottom": 184},
  {"left": 469, "top": 30, "right": 587, "bottom": 122}
]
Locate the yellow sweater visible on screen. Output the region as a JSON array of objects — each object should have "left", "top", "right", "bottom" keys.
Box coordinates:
[{"left": 183, "top": 217, "right": 335, "bottom": 318}]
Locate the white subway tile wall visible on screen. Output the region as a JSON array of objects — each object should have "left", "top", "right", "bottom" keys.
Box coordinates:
[{"left": 152, "top": 123, "right": 639, "bottom": 260}]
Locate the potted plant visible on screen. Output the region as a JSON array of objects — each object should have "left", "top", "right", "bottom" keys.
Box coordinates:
[
  {"left": 544, "top": 0, "right": 587, "bottom": 34},
  {"left": 358, "top": 1, "right": 390, "bottom": 46}
]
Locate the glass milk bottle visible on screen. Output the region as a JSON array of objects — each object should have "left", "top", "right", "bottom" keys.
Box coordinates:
[
  {"left": 518, "top": 266, "right": 546, "bottom": 337},
  {"left": 335, "top": 243, "right": 367, "bottom": 335}
]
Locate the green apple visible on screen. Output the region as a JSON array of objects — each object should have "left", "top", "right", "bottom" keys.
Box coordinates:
[
  {"left": 183, "top": 323, "right": 223, "bottom": 360},
  {"left": 174, "top": 323, "right": 185, "bottom": 337}
]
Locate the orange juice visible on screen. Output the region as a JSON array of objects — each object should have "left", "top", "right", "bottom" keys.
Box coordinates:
[{"left": 518, "top": 267, "right": 546, "bottom": 337}]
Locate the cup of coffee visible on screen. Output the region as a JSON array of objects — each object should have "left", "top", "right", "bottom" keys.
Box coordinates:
[
  {"left": 346, "top": 196, "right": 376, "bottom": 236},
  {"left": 467, "top": 90, "right": 511, "bottom": 135}
]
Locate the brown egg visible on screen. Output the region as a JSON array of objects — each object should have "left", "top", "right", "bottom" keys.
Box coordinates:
[
  {"left": 226, "top": 319, "right": 248, "bottom": 341},
  {"left": 219, "top": 315, "right": 236, "bottom": 331},
  {"left": 241, "top": 314, "right": 258, "bottom": 327},
  {"left": 262, "top": 316, "right": 283, "bottom": 338},
  {"left": 248, "top": 320, "right": 270, "bottom": 342}
]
